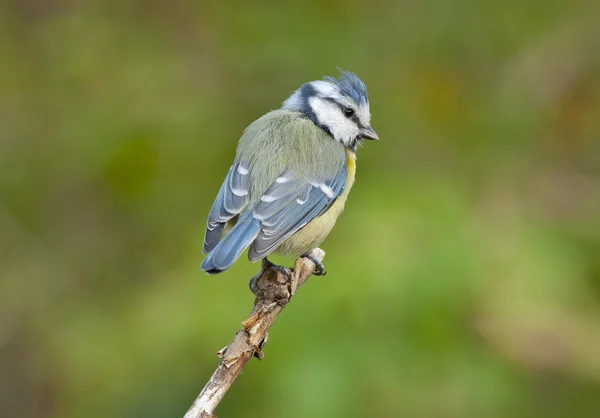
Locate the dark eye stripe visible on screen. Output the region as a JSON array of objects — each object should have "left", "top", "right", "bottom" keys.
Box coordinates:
[
  {"left": 351, "top": 115, "right": 364, "bottom": 129},
  {"left": 322, "top": 97, "right": 364, "bottom": 128}
]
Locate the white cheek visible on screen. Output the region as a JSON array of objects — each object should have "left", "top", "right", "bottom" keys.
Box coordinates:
[
  {"left": 309, "top": 97, "right": 359, "bottom": 145},
  {"left": 358, "top": 104, "right": 371, "bottom": 126}
]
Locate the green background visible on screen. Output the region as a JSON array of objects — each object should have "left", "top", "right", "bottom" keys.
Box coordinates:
[{"left": 2, "top": 1, "right": 600, "bottom": 417}]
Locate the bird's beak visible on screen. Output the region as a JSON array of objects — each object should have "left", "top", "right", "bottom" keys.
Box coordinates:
[{"left": 360, "top": 126, "right": 379, "bottom": 141}]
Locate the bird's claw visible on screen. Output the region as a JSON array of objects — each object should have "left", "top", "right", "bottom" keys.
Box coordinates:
[
  {"left": 249, "top": 258, "right": 293, "bottom": 295},
  {"left": 306, "top": 253, "right": 327, "bottom": 276},
  {"left": 249, "top": 272, "right": 260, "bottom": 295}
]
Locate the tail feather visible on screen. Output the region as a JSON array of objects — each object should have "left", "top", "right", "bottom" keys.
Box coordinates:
[
  {"left": 203, "top": 222, "right": 225, "bottom": 254},
  {"left": 201, "top": 214, "right": 260, "bottom": 274}
]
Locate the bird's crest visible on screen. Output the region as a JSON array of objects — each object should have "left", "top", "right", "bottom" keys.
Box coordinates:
[{"left": 323, "top": 69, "right": 369, "bottom": 105}]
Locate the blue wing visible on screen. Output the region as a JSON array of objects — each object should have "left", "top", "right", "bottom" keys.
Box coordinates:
[
  {"left": 201, "top": 161, "right": 347, "bottom": 274},
  {"left": 202, "top": 161, "right": 250, "bottom": 254},
  {"left": 247, "top": 163, "right": 347, "bottom": 261}
]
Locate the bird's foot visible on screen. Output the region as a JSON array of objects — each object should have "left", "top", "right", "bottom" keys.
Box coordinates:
[
  {"left": 249, "top": 271, "right": 261, "bottom": 295},
  {"left": 249, "top": 257, "right": 292, "bottom": 295},
  {"left": 304, "top": 251, "right": 327, "bottom": 276}
]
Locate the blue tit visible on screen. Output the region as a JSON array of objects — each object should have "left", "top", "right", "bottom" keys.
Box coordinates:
[{"left": 201, "top": 70, "right": 378, "bottom": 275}]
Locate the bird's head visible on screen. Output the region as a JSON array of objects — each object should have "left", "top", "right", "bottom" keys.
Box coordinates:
[{"left": 282, "top": 70, "right": 378, "bottom": 152}]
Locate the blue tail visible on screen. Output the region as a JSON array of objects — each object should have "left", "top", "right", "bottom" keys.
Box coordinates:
[{"left": 201, "top": 213, "right": 260, "bottom": 274}]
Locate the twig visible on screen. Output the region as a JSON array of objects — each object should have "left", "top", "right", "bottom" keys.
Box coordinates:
[{"left": 184, "top": 249, "right": 326, "bottom": 418}]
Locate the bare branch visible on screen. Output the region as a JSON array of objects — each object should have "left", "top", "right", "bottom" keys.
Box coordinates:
[{"left": 184, "top": 249, "right": 326, "bottom": 418}]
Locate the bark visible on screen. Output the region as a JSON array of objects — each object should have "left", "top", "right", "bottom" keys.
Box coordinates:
[{"left": 184, "top": 249, "right": 326, "bottom": 418}]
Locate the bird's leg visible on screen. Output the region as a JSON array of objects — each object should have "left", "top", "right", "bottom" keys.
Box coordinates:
[
  {"left": 249, "top": 271, "right": 260, "bottom": 295},
  {"left": 263, "top": 257, "right": 293, "bottom": 281},
  {"left": 249, "top": 257, "right": 292, "bottom": 294},
  {"left": 304, "top": 249, "right": 327, "bottom": 276}
]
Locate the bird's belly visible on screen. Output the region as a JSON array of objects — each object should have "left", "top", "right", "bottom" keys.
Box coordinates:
[{"left": 276, "top": 150, "right": 356, "bottom": 256}]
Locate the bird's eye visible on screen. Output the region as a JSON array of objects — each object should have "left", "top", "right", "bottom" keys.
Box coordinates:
[{"left": 343, "top": 107, "right": 355, "bottom": 117}]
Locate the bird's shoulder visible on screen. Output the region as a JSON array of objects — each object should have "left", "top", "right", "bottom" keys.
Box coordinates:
[
  {"left": 240, "top": 109, "right": 331, "bottom": 148},
  {"left": 236, "top": 110, "right": 346, "bottom": 183}
]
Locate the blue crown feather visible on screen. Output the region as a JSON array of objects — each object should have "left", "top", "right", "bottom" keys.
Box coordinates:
[{"left": 324, "top": 70, "right": 369, "bottom": 104}]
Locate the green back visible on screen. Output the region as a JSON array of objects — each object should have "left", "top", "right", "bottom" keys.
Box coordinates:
[{"left": 236, "top": 109, "right": 346, "bottom": 204}]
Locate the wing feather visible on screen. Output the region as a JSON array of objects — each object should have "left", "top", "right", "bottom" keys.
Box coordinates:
[
  {"left": 203, "top": 161, "right": 250, "bottom": 253},
  {"left": 247, "top": 164, "right": 347, "bottom": 261}
]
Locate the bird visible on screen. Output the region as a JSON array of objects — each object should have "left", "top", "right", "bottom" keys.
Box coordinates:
[{"left": 201, "top": 70, "right": 378, "bottom": 276}]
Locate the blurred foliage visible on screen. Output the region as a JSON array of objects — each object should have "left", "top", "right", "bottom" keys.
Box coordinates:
[{"left": 1, "top": 1, "right": 600, "bottom": 417}]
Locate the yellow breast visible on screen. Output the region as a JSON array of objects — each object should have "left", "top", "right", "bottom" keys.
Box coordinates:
[
  {"left": 342, "top": 149, "right": 356, "bottom": 200},
  {"left": 276, "top": 149, "right": 357, "bottom": 256}
]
